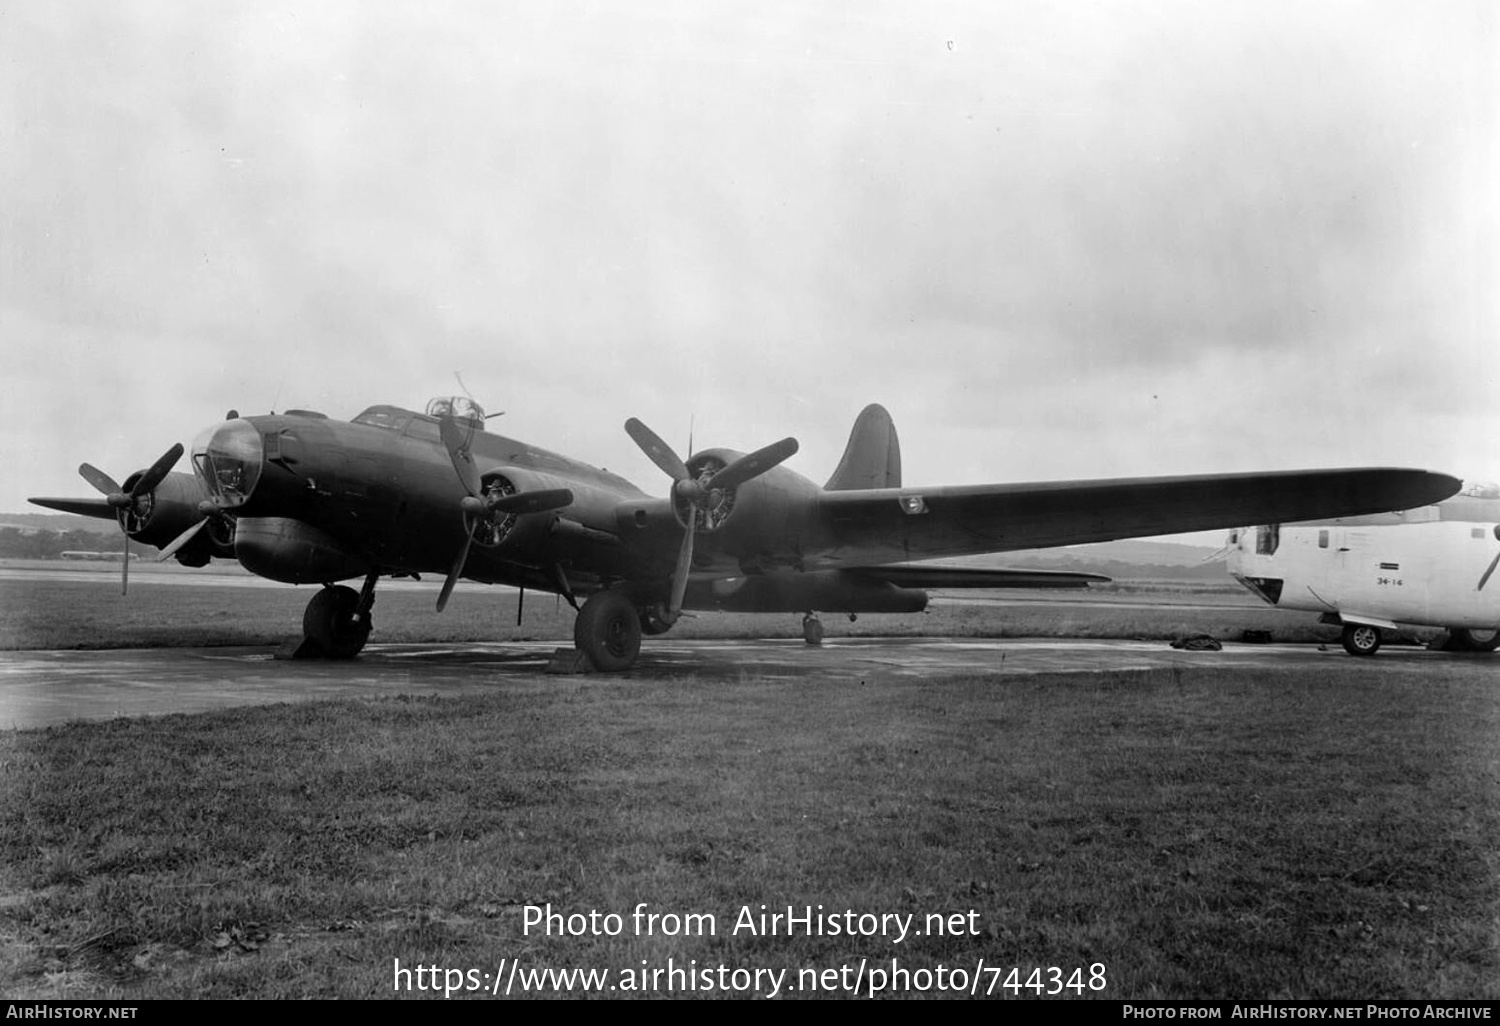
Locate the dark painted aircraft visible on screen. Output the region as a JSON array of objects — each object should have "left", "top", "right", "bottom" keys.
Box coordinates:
[{"left": 30, "top": 398, "right": 1461, "bottom": 670}]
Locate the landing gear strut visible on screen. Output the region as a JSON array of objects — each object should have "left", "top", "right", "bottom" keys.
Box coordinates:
[
  {"left": 300, "top": 574, "right": 376, "bottom": 658},
  {"left": 573, "top": 589, "right": 642, "bottom": 672},
  {"left": 802, "top": 612, "right": 824, "bottom": 646}
]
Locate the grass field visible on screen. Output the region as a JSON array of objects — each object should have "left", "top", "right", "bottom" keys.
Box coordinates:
[{"left": 1, "top": 570, "right": 1492, "bottom": 1000}]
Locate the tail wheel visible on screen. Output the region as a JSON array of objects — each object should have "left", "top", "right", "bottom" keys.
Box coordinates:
[
  {"left": 1340, "top": 623, "right": 1382, "bottom": 657},
  {"left": 802, "top": 613, "right": 824, "bottom": 646},
  {"left": 1450, "top": 628, "right": 1500, "bottom": 653},
  {"left": 303, "top": 585, "right": 371, "bottom": 658},
  {"left": 574, "top": 590, "right": 642, "bottom": 672}
]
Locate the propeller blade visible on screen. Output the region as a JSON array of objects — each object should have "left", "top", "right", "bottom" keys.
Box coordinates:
[
  {"left": 27, "top": 496, "right": 118, "bottom": 519},
  {"left": 439, "top": 416, "right": 483, "bottom": 498},
  {"left": 1479, "top": 551, "right": 1500, "bottom": 592},
  {"left": 131, "top": 443, "right": 184, "bottom": 498},
  {"left": 708, "top": 437, "right": 799, "bottom": 492},
  {"left": 156, "top": 519, "right": 208, "bottom": 562},
  {"left": 488, "top": 488, "right": 573, "bottom": 516},
  {"left": 625, "top": 418, "right": 690, "bottom": 481},
  {"left": 78, "top": 463, "right": 123, "bottom": 498},
  {"left": 437, "top": 528, "right": 475, "bottom": 612},
  {"left": 120, "top": 531, "right": 130, "bottom": 596},
  {"left": 668, "top": 512, "right": 696, "bottom": 616}
]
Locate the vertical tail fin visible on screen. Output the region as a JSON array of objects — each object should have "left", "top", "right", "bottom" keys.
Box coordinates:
[{"left": 824, "top": 404, "right": 902, "bottom": 491}]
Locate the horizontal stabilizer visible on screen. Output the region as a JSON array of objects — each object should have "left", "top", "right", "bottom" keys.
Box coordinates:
[
  {"left": 856, "top": 565, "right": 1109, "bottom": 589},
  {"left": 27, "top": 496, "right": 120, "bottom": 520}
]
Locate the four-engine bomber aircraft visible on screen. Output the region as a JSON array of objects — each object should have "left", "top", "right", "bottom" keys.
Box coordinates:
[
  {"left": 31, "top": 398, "right": 1461, "bottom": 671},
  {"left": 1226, "top": 483, "right": 1500, "bottom": 656}
]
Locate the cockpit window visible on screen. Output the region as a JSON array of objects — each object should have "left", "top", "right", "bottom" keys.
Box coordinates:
[{"left": 352, "top": 406, "right": 411, "bottom": 432}]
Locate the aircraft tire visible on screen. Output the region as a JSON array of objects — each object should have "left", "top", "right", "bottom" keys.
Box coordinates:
[
  {"left": 574, "top": 590, "right": 642, "bottom": 672},
  {"left": 1450, "top": 628, "right": 1500, "bottom": 653},
  {"left": 303, "top": 585, "right": 371, "bottom": 659},
  {"left": 1340, "top": 623, "right": 1382, "bottom": 657}
]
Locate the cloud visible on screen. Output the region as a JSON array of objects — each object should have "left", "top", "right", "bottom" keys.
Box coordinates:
[{"left": 2, "top": 1, "right": 1494, "bottom": 513}]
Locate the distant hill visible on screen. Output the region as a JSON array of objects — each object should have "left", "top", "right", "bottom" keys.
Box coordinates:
[
  {"left": 915, "top": 539, "right": 1226, "bottom": 581},
  {"left": 0, "top": 512, "right": 120, "bottom": 538}
]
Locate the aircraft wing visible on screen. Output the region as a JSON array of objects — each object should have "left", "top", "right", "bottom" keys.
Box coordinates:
[
  {"left": 813, "top": 468, "right": 1461, "bottom": 567},
  {"left": 852, "top": 565, "right": 1109, "bottom": 589}
]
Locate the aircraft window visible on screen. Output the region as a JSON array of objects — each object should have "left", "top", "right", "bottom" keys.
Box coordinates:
[
  {"left": 1318, "top": 530, "right": 1328, "bottom": 549},
  {"left": 352, "top": 407, "right": 411, "bottom": 432},
  {"left": 1475, "top": 528, "right": 1487, "bottom": 539},
  {"left": 1256, "top": 524, "right": 1280, "bottom": 555},
  {"left": 404, "top": 418, "right": 442, "bottom": 442}
]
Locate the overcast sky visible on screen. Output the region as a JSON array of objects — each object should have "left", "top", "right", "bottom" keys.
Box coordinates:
[{"left": 2, "top": 1, "right": 1495, "bottom": 529}]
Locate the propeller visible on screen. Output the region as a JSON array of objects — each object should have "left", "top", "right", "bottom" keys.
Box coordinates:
[
  {"left": 1479, "top": 525, "right": 1500, "bottom": 592},
  {"left": 624, "top": 417, "right": 798, "bottom": 619},
  {"left": 76, "top": 443, "right": 185, "bottom": 595},
  {"left": 155, "top": 499, "right": 234, "bottom": 564},
  {"left": 435, "top": 415, "right": 573, "bottom": 611}
]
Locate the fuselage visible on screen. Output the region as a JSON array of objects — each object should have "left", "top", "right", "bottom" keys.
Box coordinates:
[
  {"left": 189, "top": 403, "right": 832, "bottom": 598},
  {"left": 193, "top": 405, "right": 654, "bottom": 588},
  {"left": 1225, "top": 495, "right": 1500, "bottom": 632}
]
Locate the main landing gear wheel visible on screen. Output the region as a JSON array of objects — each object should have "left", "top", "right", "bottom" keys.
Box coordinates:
[
  {"left": 303, "top": 585, "right": 372, "bottom": 659},
  {"left": 1449, "top": 628, "right": 1500, "bottom": 652},
  {"left": 802, "top": 613, "right": 824, "bottom": 646},
  {"left": 1340, "top": 623, "right": 1382, "bottom": 657},
  {"left": 574, "top": 590, "right": 642, "bottom": 672}
]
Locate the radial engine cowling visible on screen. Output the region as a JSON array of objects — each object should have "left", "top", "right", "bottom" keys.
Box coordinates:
[
  {"left": 673, "top": 449, "right": 817, "bottom": 558},
  {"left": 233, "top": 517, "right": 369, "bottom": 584},
  {"left": 116, "top": 471, "right": 210, "bottom": 549}
]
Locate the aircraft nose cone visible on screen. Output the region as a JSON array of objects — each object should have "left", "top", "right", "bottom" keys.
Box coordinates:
[{"left": 192, "top": 418, "right": 264, "bottom": 507}]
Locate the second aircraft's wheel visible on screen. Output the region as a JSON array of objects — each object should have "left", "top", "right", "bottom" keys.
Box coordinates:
[
  {"left": 303, "top": 585, "right": 371, "bottom": 658},
  {"left": 1450, "top": 628, "right": 1500, "bottom": 652},
  {"left": 1340, "top": 623, "right": 1382, "bottom": 657},
  {"left": 574, "top": 590, "right": 643, "bottom": 672},
  {"left": 802, "top": 614, "right": 824, "bottom": 646}
]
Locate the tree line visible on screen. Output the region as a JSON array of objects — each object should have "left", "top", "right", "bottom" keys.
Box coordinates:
[{"left": 0, "top": 527, "right": 152, "bottom": 560}]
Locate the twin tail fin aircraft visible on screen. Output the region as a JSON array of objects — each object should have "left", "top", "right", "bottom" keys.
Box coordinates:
[{"left": 31, "top": 399, "right": 1462, "bottom": 671}]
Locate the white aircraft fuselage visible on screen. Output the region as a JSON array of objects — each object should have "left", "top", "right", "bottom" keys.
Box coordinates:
[{"left": 1225, "top": 490, "right": 1500, "bottom": 655}]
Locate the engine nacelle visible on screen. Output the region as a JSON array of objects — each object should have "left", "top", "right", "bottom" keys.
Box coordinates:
[
  {"left": 233, "top": 517, "right": 369, "bottom": 584},
  {"left": 683, "top": 570, "right": 927, "bottom": 614},
  {"left": 676, "top": 451, "right": 822, "bottom": 570},
  {"left": 117, "top": 471, "right": 209, "bottom": 549}
]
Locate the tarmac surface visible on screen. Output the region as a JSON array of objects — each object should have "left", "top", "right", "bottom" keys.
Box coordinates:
[{"left": 1, "top": 635, "right": 1489, "bottom": 730}]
